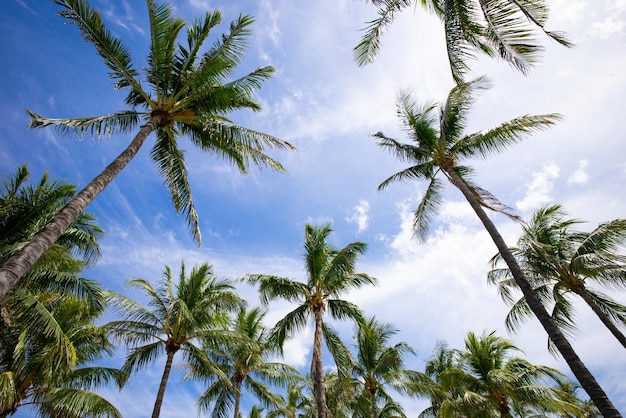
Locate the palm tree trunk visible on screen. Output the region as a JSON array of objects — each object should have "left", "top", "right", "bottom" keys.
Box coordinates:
[
  {"left": 311, "top": 310, "right": 328, "bottom": 418},
  {"left": 152, "top": 349, "right": 175, "bottom": 418},
  {"left": 575, "top": 288, "right": 626, "bottom": 350},
  {"left": 370, "top": 390, "right": 378, "bottom": 418},
  {"left": 234, "top": 379, "right": 243, "bottom": 418},
  {"left": 446, "top": 170, "right": 622, "bottom": 417},
  {"left": 0, "top": 116, "right": 162, "bottom": 300}
]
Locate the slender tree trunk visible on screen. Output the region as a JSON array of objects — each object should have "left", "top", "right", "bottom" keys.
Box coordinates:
[
  {"left": 152, "top": 349, "right": 176, "bottom": 418},
  {"left": 233, "top": 378, "right": 243, "bottom": 418},
  {"left": 446, "top": 170, "right": 622, "bottom": 417},
  {"left": 0, "top": 116, "right": 161, "bottom": 300},
  {"left": 311, "top": 310, "right": 328, "bottom": 418},
  {"left": 370, "top": 389, "right": 378, "bottom": 418},
  {"left": 576, "top": 288, "right": 626, "bottom": 350}
]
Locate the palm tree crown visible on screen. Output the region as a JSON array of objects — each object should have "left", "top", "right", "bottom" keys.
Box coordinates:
[
  {"left": 106, "top": 261, "right": 244, "bottom": 418},
  {"left": 374, "top": 79, "right": 621, "bottom": 415},
  {"left": 355, "top": 0, "right": 572, "bottom": 83},
  {"left": 411, "top": 332, "right": 584, "bottom": 417},
  {"left": 0, "top": 0, "right": 294, "bottom": 299},
  {"left": 488, "top": 204, "right": 626, "bottom": 351},
  {"left": 242, "top": 223, "right": 377, "bottom": 418},
  {"left": 193, "top": 306, "right": 303, "bottom": 418},
  {"left": 349, "top": 316, "right": 418, "bottom": 418}
]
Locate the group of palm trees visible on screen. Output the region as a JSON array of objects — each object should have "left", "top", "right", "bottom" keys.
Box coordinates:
[
  {"left": 0, "top": 179, "right": 610, "bottom": 416},
  {"left": 1, "top": 0, "right": 625, "bottom": 416}
]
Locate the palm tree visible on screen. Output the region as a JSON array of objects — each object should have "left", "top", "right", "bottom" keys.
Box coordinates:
[
  {"left": 193, "top": 306, "right": 303, "bottom": 418},
  {"left": 0, "top": 294, "right": 124, "bottom": 418},
  {"left": 411, "top": 332, "right": 584, "bottom": 417},
  {"left": 0, "top": 164, "right": 102, "bottom": 275},
  {"left": 355, "top": 0, "right": 572, "bottom": 83},
  {"left": 374, "top": 78, "right": 621, "bottom": 416},
  {"left": 106, "top": 261, "right": 244, "bottom": 418},
  {"left": 488, "top": 204, "right": 626, "bottom": 351},
  {"left": 349, "top": 316, "right": 417, "bottom": 418},
  {"left": 0, "top": 164, "right": 120, "bottom": 417},
  {"left": 0, "top": 0, "right": 294, "bottom": 299},
  {"left": 242, "top": 223, "right": 377, "bottom": 418}
]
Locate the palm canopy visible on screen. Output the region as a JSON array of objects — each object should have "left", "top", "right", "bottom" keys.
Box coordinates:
[
  {"left": 29, "top": 0, "right": 294, "bottom": 245},
  {"left": 355, "top": 0, "right": 572, "bottom": 83},
  {"left": 106, "top": 261, "right": 245, "bottom": 418},
  {"left": 411, "top": 331, "right": 583, "bottom": 417},
  {"left": 349, "top": 316, "right": 418, "bottom": 418},
  {"left": 0, "top": 0, "right": 294, "bottom": 299},
  {"left": 192, "top": 306, "right": 303, "bottom": 418},
  {"left": 1, "top": 294, "right": 124, "bottom": 418},
  {"left": 242, "top": 223, "right": 377, "bottom": 418},
  {"left": 243, "top": 223, "right": 376, "bottom": 350},
  {"left": 488, "top": 204, "right": 626, "bottom": 351},
  {"left": 0, "top": 164, "right": 102, "bottom": 270},
  {"left": 376, "top": 77, "right": 561, "bottom": 241}
]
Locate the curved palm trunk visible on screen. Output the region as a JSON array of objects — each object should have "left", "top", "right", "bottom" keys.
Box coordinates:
[
  {"left": 575, "top": 288, "right": 626, "bottom": 350},
  {"left": 152, "top": 349, "right": 176, "bottom": 418},
  {"left": 446, "top": 170, "right": 621, "bottom": 417},
  {"left": 0, "top": 116, "right": 161, "bottom": 300},
  {"left": 311, "top": 310, "right": 329, "bottom": 418}
]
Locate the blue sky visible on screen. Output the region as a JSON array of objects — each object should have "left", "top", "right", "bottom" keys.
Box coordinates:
[{"left": 2, "top": 0, "right": 626, "bottom": 416}]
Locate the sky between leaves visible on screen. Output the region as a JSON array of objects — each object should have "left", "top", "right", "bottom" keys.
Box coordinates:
[{"left": 1, "top": 0, "right": 626, "bottom": 416}]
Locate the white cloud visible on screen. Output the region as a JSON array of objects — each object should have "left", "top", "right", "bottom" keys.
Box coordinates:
[
  {"left": 589, "top": 1, "right": 626, "bottom": 39},
  {"left": 346, "top": 199, "right": 370, "bottom": 233},
  {"left": 568, "top": 159, "right": 590, "bottom": 185},
  {"left": 516, "top": 163, "right": 560, "bottom": 212}
]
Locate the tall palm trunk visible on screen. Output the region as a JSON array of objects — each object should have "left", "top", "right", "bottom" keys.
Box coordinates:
[
  {"left": 311, "top": 310, "right": 328, "bottom": 418},
  {"left": 446, "top": 170, "right": 622, "bottom": 417},
  {"left": 0, "top": 115, "right": 162, "bottom": 300},
  {"left": 370, "top": 388, "right": 378, "bottom": 418},
  {"left": 152, "top": 348, "right": 176, "bottom": 418},
  {"left": 234, "top": 378, "right": 243, "bottom": 418},
  {"left": 575, "top": 288, "right": 626, "bottom": 350}
]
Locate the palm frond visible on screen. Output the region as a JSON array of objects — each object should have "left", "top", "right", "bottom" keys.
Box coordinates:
[
  {"left": 146, "top": 0, "right": 185, "bottom": 104},
  {"left": 453, "top": 113, "right": 562, "bottom": 159},
  {"left": 150, "top": 129, "right": 200, "bottom": 245},
  {"left": 354, "top": 0, "right": 413, "bottom": 66},
  {"left": 25, "top": 109, "right": 141, "bottom": 139},
  {"left": 52, "top": 0, "right": 146, "bottom": 101},
  {"left": 35, "top": 386, "right": 122, "bottom": 418},
  {"left": 413, "top": 176, "right": 445, "bottom": 242}
]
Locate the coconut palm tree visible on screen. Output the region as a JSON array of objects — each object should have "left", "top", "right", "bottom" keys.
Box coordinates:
[
  {"left": 242, "top": 223, "right": 377, "bottom": 418},
  {"left": 106, "top": 261, "right": 244, "bottom": 418},
  {"left": 0, "top": 164, "right": 118, "bottom": 417},
  {"left": 0, "top": 294, "right": 124, "bottom": 418},
  {"left": 349, "top": 316, "right": 417, "bottom": 418},
  {"left": 374, "top": 78, "right": 621, "bottom": 415},
  {"left": 410, "top": 332, "right": 584, "bottom": 417},
  {"left": 0, "top": 0, "right": 294, "bottom": 299},
  {"left": 193, "top": 306, "right": 303, "bottom": 418},
  {"left": 355, "top": 0, "right": 572, "bottom": 83},
  {"left": 488, "top": 204, "right": 626, "bottom": 351}
]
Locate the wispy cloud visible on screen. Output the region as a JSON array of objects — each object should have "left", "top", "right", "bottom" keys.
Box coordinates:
[
  {"left": 347, "top": 199, "right": 370, "bottom": 233},
  {"left": 568, "top": 159, "right": 590, "bottom": 185},
  {"left": 516, "top": 163, "right": 560, "bottom": 212}
]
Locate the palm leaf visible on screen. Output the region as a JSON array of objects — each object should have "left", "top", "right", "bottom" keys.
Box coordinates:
[
  {"left": 354, "top": 0, "right": 413, "bottom": 66},
  {"left": 25, "top": 109, "right": 141, "bottom": 139},
  {"left": 53, "top": 0, "right": 146, "bottom": 102}
]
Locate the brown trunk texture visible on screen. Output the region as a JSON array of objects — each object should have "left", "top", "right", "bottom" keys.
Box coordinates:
[{"left": 311, "top": 310, "right": 329, "bottom": 418}]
